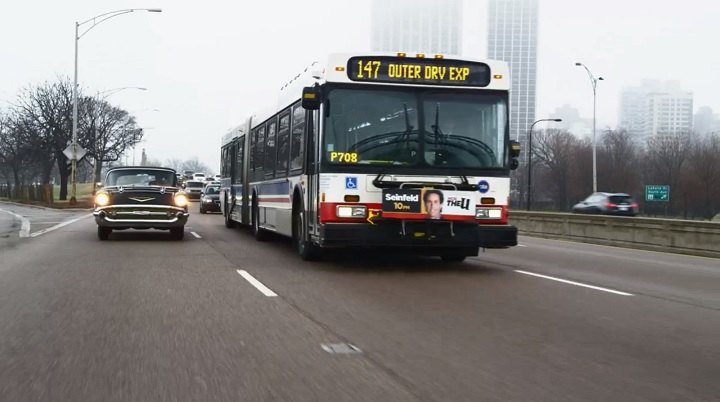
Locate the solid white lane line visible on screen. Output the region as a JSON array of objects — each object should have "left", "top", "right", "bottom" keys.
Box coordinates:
[
  {"left": 0, "top": 209, "right": 30, "bottom": 237},
  {"left": 517, "top": 244, "right": 528, "bottom": 247},
  {"left": 514, "top": 270, "right": 634, "bottom": 296},
  {"left": 190, "top": 231, "right": 202, "bottom": 239},
  {"left": 30, "top": 213, "right": 92, "bottom": 237},
  {"left": 237, "top": 270, "right": 278, "bottom": 297}
]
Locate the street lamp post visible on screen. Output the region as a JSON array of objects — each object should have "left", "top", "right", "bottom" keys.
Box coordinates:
[
  {"left": 575, "top": 62, "right": 604, "bottom": 193},
  {"left": 527, "top": 118, "right": 562, "bottom": 210},
  {"left": 70, "top": 8, "right": 161, "bottom": 204}
]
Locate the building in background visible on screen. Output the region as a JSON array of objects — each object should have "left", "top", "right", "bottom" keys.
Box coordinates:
[
  {"left": 487, "top": 0, "right": 539, "bottom": 163},
  {"left": 694, "top": 106, "right": 720, "bottom": 137},
  {"left": 619, "top": 80, "right": 693, "bottom": 143},
  {"left": 371, "top": 0, "right": 463, "bottom": 55}
]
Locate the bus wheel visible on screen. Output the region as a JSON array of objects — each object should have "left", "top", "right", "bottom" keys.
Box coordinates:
[
  {"left": 293, "top": 208, "right": 320, "bottom": 261},
  {"left": 224, "top": 201, "right": 236, "bottom": 228},
  {"left": 252, "top": 201, "right": 270, "bottom": 242}
]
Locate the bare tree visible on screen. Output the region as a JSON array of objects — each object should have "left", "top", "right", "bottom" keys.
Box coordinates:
[
  {"left": 644, "top": 133, "right": 691, "bottom": 215},
  {"left": 80, "top": 96, "right": 142, "bottom": 187},
  {"left": 599, "top": 129, "right": 641, "bottom": 195},
  {"left": 181, "top": 158, "right": 212, "bottom": 175},
  {"left": 13, "top": 78, "right": 75, "bottom": 199},
  {"left": 532, "top": 129, "right": 581, "bottom": 210},
  {"left": 687, "top": 133, "right": 720, "bottom": 218}
]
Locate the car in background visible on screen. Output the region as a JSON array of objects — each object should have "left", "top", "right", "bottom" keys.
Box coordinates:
[
  {"left": 93, "top": 166, "right": 189, "bottom": 240},
  {"left": 183, "top": 180, "right": 206, "bottom": 200},
  {"left": 199, "top": 183, "right": 221, "bottom": 214},
  {"left": 182, "top": 170, "right": 194, "bottom": 180},
  {"left": 572, "top": 192, "right": 639, "bottom": 216},
  {"left": 192, "top": 173, "right": 206, "bottom": 181}
]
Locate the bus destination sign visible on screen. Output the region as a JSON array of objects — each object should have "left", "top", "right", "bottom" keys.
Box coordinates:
[{"left": 347, "top": 56, "right": 491, "bottom": 87}]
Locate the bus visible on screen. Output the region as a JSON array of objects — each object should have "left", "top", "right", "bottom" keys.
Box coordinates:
[{"left": 220, "top": 52, "right": 521, "bottom": 261}]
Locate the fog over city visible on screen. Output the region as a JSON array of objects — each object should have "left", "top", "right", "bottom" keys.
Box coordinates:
[{"left": 2, "top": 0, "right": 718, "bottom": 172}]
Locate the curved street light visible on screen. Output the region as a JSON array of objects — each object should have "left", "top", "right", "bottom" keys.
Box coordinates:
[
  {"left": 527, "top": 118, "right": 562, "bottom": 210},
  {"left": 575, "top": 62, "right": 604, "bottom": 193},
  {"left": 70, "top": 8, "right": 162, "bottom": 204}
]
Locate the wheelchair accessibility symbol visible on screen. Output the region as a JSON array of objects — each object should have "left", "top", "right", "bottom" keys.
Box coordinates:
[{"left": 345, "top": 176, "right": 358, "bottom": 189}]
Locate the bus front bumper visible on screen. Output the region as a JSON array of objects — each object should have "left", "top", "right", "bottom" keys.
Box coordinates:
[{"left": 318, "top": 220, "right": 517, "bottom": 251}]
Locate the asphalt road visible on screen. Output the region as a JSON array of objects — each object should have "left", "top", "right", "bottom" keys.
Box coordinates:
[{"left": 0, "top": 202, "right": 718, "bottom": 401}]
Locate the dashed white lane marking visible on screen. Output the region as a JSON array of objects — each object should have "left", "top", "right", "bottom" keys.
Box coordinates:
[
  {"left": 237, "top": 270, "right": 278, "bottom": 297},
  {"left": 190, "top": 231, "right": 202, "bottom": 239},
  {"left": 0, "top": 209, "right": 31, "bottom": 237},
  {"left": 517, "top": 244, "right": 528, "bottom": 247},
  {"left": 30, "top": 213, "right": 92, "bottom": 237},
  {"left": 514, "top": 270, "right": 634, "bottom": 296}
]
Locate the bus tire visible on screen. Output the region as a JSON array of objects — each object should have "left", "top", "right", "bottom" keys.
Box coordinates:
[
  {"left": 252, "top": 200, "right": 270, "bottom": 241},
  {"left": 224, "top": 198, "right": 236, "bottom": 228},
  {"left": 293, "top": 207, "right": 320, "bottom": 261}
]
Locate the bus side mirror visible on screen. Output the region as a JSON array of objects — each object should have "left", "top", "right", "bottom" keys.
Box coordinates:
[
  {"left": 301, "top": 86, "right": 321, "bottom": 110},
  {"left": 509, "top": 140, "right": 520, "bottom": 170}
]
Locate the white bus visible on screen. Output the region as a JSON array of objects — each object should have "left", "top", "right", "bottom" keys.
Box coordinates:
[{"left": 220, "top": 52, "right": 521, "bottom": 261}]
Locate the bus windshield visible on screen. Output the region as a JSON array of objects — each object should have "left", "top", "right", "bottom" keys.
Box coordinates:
[{"left": 323, "top": 87, "right": 507, "bottom": 169}]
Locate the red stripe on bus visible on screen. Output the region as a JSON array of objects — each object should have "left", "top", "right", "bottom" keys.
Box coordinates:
[
  {"left": 320, "top": 203, "right": 508, "bottom": 224},
  {"left": 320, "top": 202, "right": 382, "bottom": 223}
]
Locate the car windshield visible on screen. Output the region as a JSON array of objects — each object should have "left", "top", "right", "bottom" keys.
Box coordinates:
[
  {"left": 204, "top": 186, "right": 219, "bottom": 194},
  {"left": 105, "top": 169, "right": 176, "bottom": 187},
  {"left": 323, "top": 86, "right": 507, "bottom": 169}
]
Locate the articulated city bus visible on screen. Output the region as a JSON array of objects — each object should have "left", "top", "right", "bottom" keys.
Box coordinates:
[{"left": 220, "top": 52, "right": 521, "bottom": 261}]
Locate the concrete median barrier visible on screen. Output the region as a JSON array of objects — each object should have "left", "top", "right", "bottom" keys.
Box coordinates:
[{"left": 509, "top": 211, "right": 720, "bottom": 258}]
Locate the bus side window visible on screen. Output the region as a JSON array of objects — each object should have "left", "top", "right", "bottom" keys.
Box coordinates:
[
  {"left": 254, "top": 125, "right": 266, "bottom": 181},
  {"left": 234, "top": 139, "right": 244, "bottom": 185},
  {"left": 290, "top": 103, "right": 305, "bottom": 172},
  {"left": 264, "top": 119, "right": 277, "bottom": 178},
  {"left": 276, "top": 112, "right": 290, "bottom": 177}
]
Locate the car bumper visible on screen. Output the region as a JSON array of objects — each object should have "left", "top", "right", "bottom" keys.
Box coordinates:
[
  {"left": 319, "top": 220, "right": 517, "bottom": 252},
  {"left": 201, "top": 200, "right": 221, "bottom": 211},
  {"left": 94, "top": 205, "right": 189, "bottom": 229}
]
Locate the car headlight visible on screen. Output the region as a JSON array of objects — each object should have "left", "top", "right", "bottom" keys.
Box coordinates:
[
  {"left": 475, "top": 207, "right": 502, "bottom": 219},
  {"left": 174, "top": 194, "right": 189, "bottom": 207},
  {"left": 203, "top": 197, "right": 213, "bottom": 203},
  {"left": 95, "top": 193, "right": 110, "bottom": 206},
  {"left": 336, "top": 205, "right": 367, "bottom": 218}
]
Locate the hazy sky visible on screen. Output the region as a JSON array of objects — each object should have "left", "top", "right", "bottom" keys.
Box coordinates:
[{"left": 2, "top": 0, "right": 718, "bottom": 172}]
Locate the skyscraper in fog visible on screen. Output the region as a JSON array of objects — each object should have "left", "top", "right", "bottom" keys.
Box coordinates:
[
  {"left": 371, "top": 0, "right": 463, "bottom": 55},
  {"left": 487, "top": 0, "right": 538, "bottom": 160}
]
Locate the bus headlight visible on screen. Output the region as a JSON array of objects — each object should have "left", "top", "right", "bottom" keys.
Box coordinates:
[
  {"left": 336, "top": 205, "right": 367, "bottom": 218},
  {"left": 174, "top": 194, "right": 189, "bottom": 207},
  {"left": 94, "top": 193, "right": 110, "bottom": 206},
  {"left": 476, "top": 208, "right": 502, "bottom": 219}
]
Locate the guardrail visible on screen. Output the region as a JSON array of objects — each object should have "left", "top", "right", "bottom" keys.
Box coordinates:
[{"left": 509, "top": 211, "right": 720, "bottom": 258}]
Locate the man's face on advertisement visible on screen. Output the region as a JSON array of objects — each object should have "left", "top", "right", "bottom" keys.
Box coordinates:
[{"left": 425, "top": 192, "right": 442, "bottom": 219}]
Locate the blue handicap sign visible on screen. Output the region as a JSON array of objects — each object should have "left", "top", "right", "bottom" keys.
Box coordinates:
[
  {"left": 478, "top": 180, "right": 490, "bottom": 193},
  {"left": 345, "top": 176, "right": 358, "bottom": 189}
]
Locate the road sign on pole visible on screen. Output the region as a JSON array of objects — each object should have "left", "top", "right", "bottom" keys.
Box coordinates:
[
  {"left": 645, "top": 185, "right": 670, "bottom": 201},
  {"left": 63, "top": 143, "right": 87, "bottom": 161}
]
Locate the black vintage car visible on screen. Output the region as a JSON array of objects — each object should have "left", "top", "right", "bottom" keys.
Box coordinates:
[{"left": 93, "top": 166, "right": 190, "bottom": 240}]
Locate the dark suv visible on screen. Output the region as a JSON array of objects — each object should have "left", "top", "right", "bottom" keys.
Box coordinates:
[
  {"left": 572, "top": 192, "right": 639, "bottom": 216},
  {"left": 93, "top": 167, "right": 190, "bottom": 240}
]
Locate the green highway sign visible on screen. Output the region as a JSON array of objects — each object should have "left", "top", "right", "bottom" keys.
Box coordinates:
[{"left": 645, "top": 185, "right": 670, "bottom": 202}]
